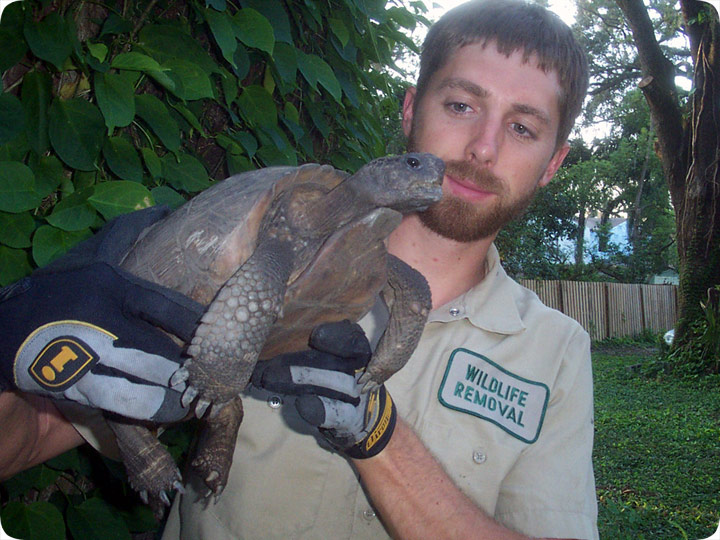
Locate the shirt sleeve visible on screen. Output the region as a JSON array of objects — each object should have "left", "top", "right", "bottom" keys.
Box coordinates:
[{"left": 494, "top": 327, "right": 598, "bottom": 540}]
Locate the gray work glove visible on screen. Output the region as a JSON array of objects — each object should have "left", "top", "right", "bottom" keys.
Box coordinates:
[
  {"left": 0, "top": 206, "right": 203, "bottom": 423},
  {"left": 252, "top": 320, "right": 397, "bottom": 459}
]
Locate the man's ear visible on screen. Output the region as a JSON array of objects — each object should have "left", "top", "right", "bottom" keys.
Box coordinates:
[
  {"left": 539, "top": 142, "right": 570, "bottom": 188},
  {"left": 402, "top": 87, "right": 417, "bottom": 138}
]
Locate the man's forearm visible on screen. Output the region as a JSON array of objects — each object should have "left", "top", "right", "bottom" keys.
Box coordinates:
[
  {"left": 0, "top": 391, "right": 84, "bottom": 480},
  {"left": 352, "top": 418, "right": 535, "bottom": 540}
]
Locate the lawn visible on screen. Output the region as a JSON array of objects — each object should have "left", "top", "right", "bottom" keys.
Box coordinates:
[{"left": 593, "top": 341, "right": 720, "bottom": 539}]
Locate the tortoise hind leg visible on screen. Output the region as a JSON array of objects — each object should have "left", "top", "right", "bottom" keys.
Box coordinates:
[
  {"left": 174, "top": 237, "right": 295, "bottom": 417},
  {"left": 107, "top": 418, "right": 182, "bottom": 518},
  {"left": 191, "top": 396, "right": 244, "bottom": 498},
  {"left": 359, "top": 254, "right": 431, "bottom": 391}
]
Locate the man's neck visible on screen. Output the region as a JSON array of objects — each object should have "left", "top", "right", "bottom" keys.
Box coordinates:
[{"left": 387, "top": 215, "right": 495, "bottom": 310}]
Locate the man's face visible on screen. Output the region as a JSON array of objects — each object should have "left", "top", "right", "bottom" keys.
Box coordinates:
[{"left": 403, "top": 42, "right": 570, "bottom": 242}]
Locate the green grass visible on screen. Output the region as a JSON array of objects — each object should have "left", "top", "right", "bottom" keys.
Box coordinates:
[{"left": 593, "top": 341, "right": 720, "bottom": 539}]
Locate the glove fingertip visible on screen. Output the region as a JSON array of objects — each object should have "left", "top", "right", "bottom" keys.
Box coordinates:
[
  {"left": 310, "top": 320, "right": 371, "bottom": 361},
  {"left": 295, "top": 395, "right": 326, "bottom": 426}
]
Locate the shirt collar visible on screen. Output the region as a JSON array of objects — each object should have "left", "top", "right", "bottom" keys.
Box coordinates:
[{"left": 427, "top": 244, "right": 526, "bottom": 335}]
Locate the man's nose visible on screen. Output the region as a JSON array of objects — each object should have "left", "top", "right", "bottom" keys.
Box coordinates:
[{"left": 465, "top": 117, "right": 501, "bottom": 167}]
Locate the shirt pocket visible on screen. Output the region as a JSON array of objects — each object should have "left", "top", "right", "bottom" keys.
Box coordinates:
[{"left": 415, "top": 415, "right": 525, "bottom": 517}]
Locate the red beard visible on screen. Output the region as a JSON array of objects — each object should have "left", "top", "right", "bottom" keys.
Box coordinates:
[{"left": 418, "top": 159, "right": 537, "bottom": 243}]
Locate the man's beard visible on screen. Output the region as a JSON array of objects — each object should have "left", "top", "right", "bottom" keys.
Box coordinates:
[
  {"left": 418, "top": 159, "right": 537, "bottom": 242},
  {"left": 408, "top": 131, "right": 537, "bottom": 243}
]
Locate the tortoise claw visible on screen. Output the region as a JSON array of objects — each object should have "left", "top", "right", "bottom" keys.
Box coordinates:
[
  {"left": 181, "top": 385, "right": 198, "bottom": 408},
  {"left": 195, "top": 398, "right": 211, "bottom": 418},
  {"left": 171, "top": 366, "right": 190, "bottom": 388},
  {"left": 139, "top": 490, "right": 149, "bottom": 505},
  {"left": 160, "top": 491, "right": 171, "bottom": 507},
  {"left": 173, "top": 480, "right": 186, "bottom": 494},
  {"left": 358, "top": 372, "right": 380, "bottom": 393}
]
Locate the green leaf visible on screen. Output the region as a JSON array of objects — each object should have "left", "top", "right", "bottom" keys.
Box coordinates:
[
  {"left": 0, "top": 245, "right": 31, "bottom": 285},
  {"left": 233, "top": 131, "right": 258, "bottom": 158},
  {"left": 161, "top": 153, "right": 210, "bottom": 193},
  {"left": 111, "top": 51, "right": 164, "bottom": 72},
  {"left": 243, "top": 0, "right": 292, "bottom": 44},
  {"left": 0, "top": 1, "right": 27, "bottom": 72},
  {"left": 227, "top": 152, "right": 252, "bottom": 175},
  {"left": 205, "top": 8, "right": 237, "bottom": 66},
  {"left": 233, "top": 9, "right": 275, "bottom": 54},
  {"left": 139, "top": 25, "right": 219, "bottom": 76},
  {"left": 329, "top": 18, "right": 350, "bottom": 47},
  {"left": 1, "top": 501, "right": 65, "bottom": 540},
  {"left": 1, "top": 2, "right": 24, "bottom": 36},
  {"left": 237, "top": 85, "right": 277, "bottom": 127},
  {"left": 44, "top": 448, "right": 83, "bottom": 472},
  {"left": 0, "top": 26, "right": 26, "bottom": 73},
  {"left": 219, "top": 68, "right": 239, "bottom": 106},
  {"left": 103, "top": 137, "right": 143, "bottom": 182},
  {"left": 0, "top": 211, "right": 35, "bottom": 248},
  {"left": 206, "top": 0, "right": 226, "bottom": 9},
  {"left": 100, "top": 13, "right": 133, "bottom": 37},
  {"left": 135, "top": 94, "right": 181, "bottom": 154},
  {"left": 49, "top": 98, "right": 105, "bottom": 171},
  {"left": 47, "top": 190, "right": 97, "bottom": 231},
  {"left": 21, "top": 70, "right": 52, "bottom": 155},
  {"left": 31, "top": 155, "right": 65, "bottom": 198},
  {"left": 88, "top": 181, "right": 154, "bottom": 220},
  {"left": 0, "top": 161, "right": 42, "bottom": 212},
  {"left": 163, "top": 59, "right": 215, "bottom": 100},
  {"left": 87, "top": 41, "right": 108, "bottom": 63},
  {"left": 0, "top": 133, "right": 29, "bottom": 162},
  {"left": 0, "top": 92, "right": 24, "bottom": 145},
  {"left": 151, "top": 185, "right": 186, "bottom": 209},
  {"left": 140, "top": 147, "right": 162, "bottom": 179},
  {"left": 297, "top": 52, "right": 342, "bottom": 103},
  {"left": 23, "top": 12, "right": 73, "bottom": 71},
  {"left": 232, "top": 44, "right": 250, "bottom": 80},
  {"left": 95, "top": 72, "right": 136, "bottom": 130},
  {"left": 271, "top": 43, "right": 297, "bottom": 84},
  {"left": 171, "top": 102, "right": 206, "bottom": 136},
  {"left": 32, "top": 225, "right": 91, "bottom": 267},
  {"left": 67, "top": 497, "right": 132, "bottom": 540}
]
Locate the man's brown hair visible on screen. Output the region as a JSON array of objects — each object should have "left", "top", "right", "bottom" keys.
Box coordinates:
[{"left": 415, "top": 0, "right": 589, "bottom": 147}]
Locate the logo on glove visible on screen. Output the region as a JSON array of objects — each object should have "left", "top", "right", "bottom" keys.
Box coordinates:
[{"left": 29, "top": 337, "right": 98, "bottom": 390}]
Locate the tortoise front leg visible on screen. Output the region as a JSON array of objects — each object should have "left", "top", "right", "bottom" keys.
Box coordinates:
[
  {"left": 107, "top": 418, "right": 182, "bottom": 518},
  {"left": 358, "top": 254, "right": 431, "bottom": 391},
  {"left": 172, "top": 238, "right": 295, "bottom": 417}
]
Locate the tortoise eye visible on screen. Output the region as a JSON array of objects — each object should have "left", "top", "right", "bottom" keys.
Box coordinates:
[{"left": 406, "top": 157, "right": 421, "bottom": 169}]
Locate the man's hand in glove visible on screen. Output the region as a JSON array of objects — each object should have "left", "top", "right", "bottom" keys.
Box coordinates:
[
  {"left": 0, "top": 206, "right": 203, "bottom": 423},
  {"left": 252, "top": 320, "right": 397, "bottom": 459}
]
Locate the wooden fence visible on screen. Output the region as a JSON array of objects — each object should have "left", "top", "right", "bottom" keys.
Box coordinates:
[{"left": 518, "top": 280, "right": 678, "bottom": 341}]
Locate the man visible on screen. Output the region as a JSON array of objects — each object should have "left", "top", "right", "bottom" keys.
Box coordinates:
[
  {"left": 162, "top": 1, "right": 596, "bottom": 538},
  {"left": 1, "top": 1, "right": 597, "bottom": 538}
]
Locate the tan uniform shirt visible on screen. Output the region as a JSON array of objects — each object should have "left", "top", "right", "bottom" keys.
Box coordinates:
[{"left": 162, "top": 245, "right": 598, "bottom": 539}]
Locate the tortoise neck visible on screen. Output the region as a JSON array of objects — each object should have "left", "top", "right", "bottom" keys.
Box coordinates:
[{"left": 310, "top": 182, "right": 374, "bottom": 229}]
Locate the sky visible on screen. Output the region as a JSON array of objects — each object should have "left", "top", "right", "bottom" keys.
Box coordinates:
[{"left": 424, "top": 0, "right": 577, "bottom": 25}]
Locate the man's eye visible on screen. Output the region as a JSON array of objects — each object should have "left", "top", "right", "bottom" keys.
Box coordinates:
[
  {"left": 448, "top": 102, "right": 470, "bottom": 114},
  {"left": 512, "top": 123, "right": 533, "bottom": 138}
]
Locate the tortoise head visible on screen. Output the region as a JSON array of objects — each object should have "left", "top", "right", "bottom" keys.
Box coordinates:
[{"left": 349, "top": 153, "right": 445, "bottom": 214}]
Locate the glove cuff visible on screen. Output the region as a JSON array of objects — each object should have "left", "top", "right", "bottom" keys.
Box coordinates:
[{"left": 345, "top": 388, "right": 397, "bottom": 459}]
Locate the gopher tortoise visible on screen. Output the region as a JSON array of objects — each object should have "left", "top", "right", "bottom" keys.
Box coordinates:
[{"left": 109, "top": 152, "right": 444, "bottom": 511}]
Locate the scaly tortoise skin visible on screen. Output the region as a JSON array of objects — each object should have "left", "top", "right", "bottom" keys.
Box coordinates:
[{"left": 108, "top": 153, "right": 444, "bottom": 512}]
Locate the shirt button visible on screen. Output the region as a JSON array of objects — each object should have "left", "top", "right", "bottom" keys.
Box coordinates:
[
  {"left": 267, "top": 395, "right": 283, "bottom": 409},
  {"left": 449, "top": 307, "right": 460, "bottom": 317},
  {"left": 472, "top": 450, "right": 487, "bottom": 464},
  {"left": 362, "top": 509, "right": 376, "bottom": 521}
]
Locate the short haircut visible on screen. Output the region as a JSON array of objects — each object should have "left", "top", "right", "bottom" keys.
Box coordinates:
[{"left": 416, "top": 0, "right": 589, "bottom": 147}]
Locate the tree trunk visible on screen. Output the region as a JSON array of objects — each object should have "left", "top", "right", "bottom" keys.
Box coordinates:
[{"left": 615, "top": 0, "right": 720, "bottom": 366}]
